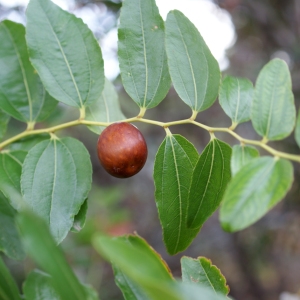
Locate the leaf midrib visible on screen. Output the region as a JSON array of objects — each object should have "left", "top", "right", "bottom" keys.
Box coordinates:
[
  {"left": 2, "top": 24, "right": 33, "bottom": 122},
  {"left": 39, "top": 2, "right": 83, "bottom": 107}
]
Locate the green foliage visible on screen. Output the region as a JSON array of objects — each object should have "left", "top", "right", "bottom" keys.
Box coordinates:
[
  {"left": 252, "top": 59, "right": 296, "bottom": 141},
  {"left": 23, "top": 270, "right": 60, "bottom": 300},
  {"left": 219, "top": 76, "right": 254, "bottom": 125},
  {"left": 21, "top": 137, "right": 92, "bottom": 243},
  {"left": 181, "top": 256, "right": 229, "bottom": 296},
  {"left": 0, "top": 256, "right": 21, "bottom": 300},
  {"left": 187, "top": 139, "right": 231, "bottom": 229},
  {"left": 0, "top": 192, "right": 25, "bottom": 260},
  {"left": 86, "top": 78, "right": 125, "bottom": 134},
  {"left": 231, "top": 144, "right": 260, "bottom": 176},
  {"left": 220, "top": 157, "right": 293, "bottom": 232},
  {"left": 17, "top": 210, "right": 97, "bottom": 300},
  {"left": 165, "top": 10, "right": 220, "bottom": 112},
  {"left": 118, "top": 0, "right": 170, "bottom": 110},
  {"left": 0, "top": 0, "right": 299, "bottom": 298},
  {"left": 0, "top": 150, "right": 27, "bottom": 210},
  {"left": 26, "top": 0, "right": 104, "bottom": 108},
  {"left": 0, "top": 110, "right": 10, "bottom": 140},
  {"left": 154, "top": 134, "right": 200, "bottom": 254},
  {"left": 0, "top": 20, "right": 57, "bottom": 123},
  {"left": 295, "top": 109, "right": 300, "bottom": 148}
]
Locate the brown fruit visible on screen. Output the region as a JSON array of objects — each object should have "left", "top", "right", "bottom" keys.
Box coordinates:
[{"left": 97, "top": 122, "right": 148, "bottom": 178}]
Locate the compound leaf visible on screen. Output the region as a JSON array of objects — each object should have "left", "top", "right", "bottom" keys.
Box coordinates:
[
  {"left": 181, "top": 256, "right": 229, "bottom": 296},
  {"left": 187, "top": 139, "right": 231, "bottom": 229},
  {"left": 220, "top": 157, "right": 293, "bottom": 232},
  {"left": 231, "top": 145, "right": 259, "bottom": 176},
  {"left": 219, "top": 76, "right": 253, "bottom": 125},
  {"left": 0, "top": 20, "right": 57, "bottom": 123},
  {"left": 165, "top": 10, "right": 220, "bottom": 112},
  {"left": 0, "top": 192, "right": 25, "bottom": 260},
  {"left": 118, "top": 0, "right": 171, "bottom": 109},
  {"left": 85, "top": 78, "right": 125, "bottom": 134},
  {"left": 252, "top": 59, "right": 296, "bottom": 141},
  {"left": 21, "top": 137, "right": 92, "bottom": 243},
  {"left": 26, "top": 0, "right": 104, "bottom": 108},
  {"left": 153, "top": 134, "right": 200, "bottom": 255}
]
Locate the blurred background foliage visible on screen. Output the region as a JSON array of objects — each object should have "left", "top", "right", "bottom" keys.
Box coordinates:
[{"left": 0, "top": 0, "right": 300, "bottom": 299}]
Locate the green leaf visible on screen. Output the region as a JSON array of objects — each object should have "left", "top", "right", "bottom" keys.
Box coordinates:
[
  {"left": 93, "top": 234, "right": 175, "bottom": 299},
  {"left": 113, "top": 265, "right": 150, "bottom": 300},
  {"left": 295, "top": 109, "right": 300, "bottom": 148},
  {"left": 21, "top": 137, "right": 92, "bottom": 243},
  {"left": 0, "top": 150, "right": 27, "bottom": 210},
  {"left": 71, "top": 198, "right": 88, "bottom": 233},
  {"left": 118, "top": 0, "right": 171, "bottom": 109},
  {"left": 17, "top": 210, "right": 90, "bottom": 300},
  {"left": 23, "top": 270, "right": 60, "bottom": 300},
  {"left": 26, "top": 0, "right": 104, "bottom": 108},
  {"left": 219, "top": 76, "right": 253, "bottom": 125},
  {"left": 231, "top": 145, "right": 259, "bottom": 176},
  {"left": 93, "top": 235, "right": 227, "bottom": 300},
  {"left": 175, "top": 283, "right": 228, "bottom": 300},
  {"left": 0, "top": 110, "right": 10, "bottom": 140},
  {"left": 0, "top": 20, "right": 57, "bottom": 123},
  {"left": 187, "top": 139, "right": 232, "bottom": 229},
  {"left": 0, "top": 192, "right": 25, "bottom": 260},
  {"left": 181, "top": 256, "right": 229, "bottom": 296},
  {"left": 0, "top": 256, "right": 21, "bottom": 300},
  {"left": 252, "top": 58, "right": 296, "bottom": 141},
  {"left": 153, "top": 134, "right": 200, "bottom": 255},
  {"left": 85, "top": 78, "right": 125, "bottom": 134},
  {"left": 165, "top": 10, "right": 220, "bottom": 112},
  {"left": 220, "top": 157, "right": 294, "bottom": 232}
]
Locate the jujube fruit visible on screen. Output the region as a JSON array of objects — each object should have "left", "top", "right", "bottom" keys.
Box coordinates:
[{"left": 97, "top": 122, "right": 148, "bottom": 178}]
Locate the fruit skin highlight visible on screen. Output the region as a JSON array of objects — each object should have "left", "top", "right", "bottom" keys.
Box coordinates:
[{"left": 97, "top": 122, "right": 148, "bottom": 178}]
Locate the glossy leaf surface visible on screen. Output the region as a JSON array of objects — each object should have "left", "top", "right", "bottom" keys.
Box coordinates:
[
  {"left": 0, "top": 110, "right": 10, "bottom": 140},
  {"left": 23, "top": 270, "right": 60, "bottom": 300},
  {"left": 295, "top": 109, "right": 300, "bottom": 148},
  {"left": 153, "top": 134, "right": 200, "bottom": 255},
  {"left": 21, "top": 137, "right": 92, "bottom": 243},
  {"left": 0, "top": 256, "right": 21, "bottom": 300},
  {"left": 165, "top": 10, "right": 220, "bottom": 112},
  {"left": 0, "top": 192, "right": 25, "bottom": 260},
  {"left": 181, "top": 256, "right": 229, "bottom": 296},
  {"left": 118, "top": 0, "right": 170, "bottom": 108},
  {"left": 187, "top": 139, "right": 231, "bottom": 229},
  {"left": 86, "top": 78, "right": 125, "bottom": 134},
  {"left": 231, "top": 145, "right": 259, "bottom": 176},
  {"left": 219, "top": 76, "right": 253, "bottom": 124},
  {"left": 0, "top": 150, "right": 27, "bottom": 210},
  {"left": 26, "top": 0, "right": 104, "bottom": 108},
  {"left": 220, "top": 157, "right": 293, "bottom": 232},
  {"left": 113, "top": 265, "right": 150, "bottom": 300},
  {"left": 17, "top": 211, "right": 90, "bottom": 300},
  {"left": 0, "top": 20, "right": 57, "bottom": 123},
  {"left": 252, "top": 59, "right": 296, "bottom": 140}
]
